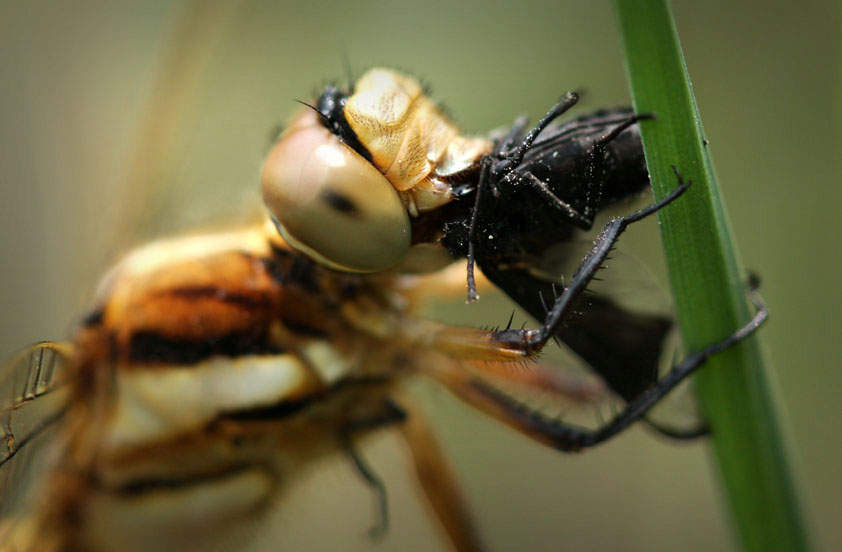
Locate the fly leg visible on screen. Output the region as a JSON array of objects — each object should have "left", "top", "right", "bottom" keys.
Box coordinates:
[
  {"left": 424, "top": 169, "right": 768, "bottom": 450},
  {"left": 338, "top": 399, "right": 406, "bottom": 539},
  {"left": 472, "top": 286, "right": 766, "bottom": 450},
  {"left": 431, "top": 171, "right": 689, "bottom": 364},
  {"left": 422, "top": 277, "right": 766, "bottom": 451},
  {"left": 466, "top": 92, "right": 581, "bottom": 302},
  {"left": 509, "top": 112, "right": 656, "bottom": 233},
  {"left": 466, "top": 96, "right": 654, "bottom": 302},
  {"left": 340, "top": 396, "right": 489, "bottom": 551},
  {"left": 581, "top": 113, "right": 656, "bottom": 224},
  {"left": 396, "top": 261, "right": 495, "bottom": 311},
  {"left": 491, "top": 172, "right": 691, "bottom": 358}
]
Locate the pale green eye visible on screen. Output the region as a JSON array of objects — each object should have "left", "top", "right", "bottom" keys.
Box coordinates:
[{"left": 261, "top": 119, "right": 411, "bottom": 273}]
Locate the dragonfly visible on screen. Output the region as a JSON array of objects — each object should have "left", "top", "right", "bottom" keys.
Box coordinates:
[{"left": 0, "top": 67, "right": 766, "bottom": 552}]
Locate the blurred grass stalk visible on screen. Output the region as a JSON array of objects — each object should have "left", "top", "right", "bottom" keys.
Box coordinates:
[{"left": 613, "top": 1, "right": 810, "bottom": 551}]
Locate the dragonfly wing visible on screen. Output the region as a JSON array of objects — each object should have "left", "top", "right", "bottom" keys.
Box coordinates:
[
  {"left": 105, "top": 2, "right": 260, "bottom": 255},
  {"left": 0, "top": 342, "right": 73, "bottom": 540}
]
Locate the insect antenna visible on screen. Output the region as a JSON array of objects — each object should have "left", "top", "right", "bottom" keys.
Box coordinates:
[{"left": 294, "top": 99, "right": 321, "bottom": 115}]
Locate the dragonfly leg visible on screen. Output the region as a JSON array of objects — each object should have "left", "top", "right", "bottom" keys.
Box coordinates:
[
  {"left": 393, "top": 393, "right": 487, "bottom": 552},
  {"left": 338, "top": 399, "right": 407, "bottom": 539},
  {"left": 477, "top": 288, "right": 767, "bottom": 450},
  {"left": 424, "top": 287, "right": 766, "bottom": 451}
]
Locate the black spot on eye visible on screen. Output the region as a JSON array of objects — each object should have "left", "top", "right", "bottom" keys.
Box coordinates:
[{"left": 320, "top": 189, "right": 360, "bottom": 217}]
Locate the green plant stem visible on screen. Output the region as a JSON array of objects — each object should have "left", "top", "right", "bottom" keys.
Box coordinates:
[{"left": 613, "top": 1, "right": 810, "bottom": 551}]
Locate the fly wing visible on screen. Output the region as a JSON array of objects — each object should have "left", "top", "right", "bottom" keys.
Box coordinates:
[
  {"left": 0, "top": 342, "right": 73, "bottom": 539},
  {"left": 479, "top": 255, "right": 670, "bottom": 401},
  {"left": 478, "top": 240, "right": 703, "bottom": 436}
]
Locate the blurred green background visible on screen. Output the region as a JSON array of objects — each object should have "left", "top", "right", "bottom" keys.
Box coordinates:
[{"left": 0, "top": 1, "right": 838, "bottom": 550}]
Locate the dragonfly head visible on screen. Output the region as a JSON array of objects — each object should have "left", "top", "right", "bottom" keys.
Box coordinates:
[{"left": 261, "top": 109, "right": 411, "bottom": 273}]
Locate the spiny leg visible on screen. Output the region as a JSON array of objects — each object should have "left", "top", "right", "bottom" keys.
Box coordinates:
[
  {"left": 474, "top": 288, "right": 767, "bottom": 450},
  {"left": 425, "top": 168, "right": 769, "bottom": 450},
  {"left": 423, "top": 281, "right": 766, "bottom": 451},
  {"left": 341, "top": 394, "right": 492, "bottom": 551},
  {"left": 466, "top": 92, "right": 581, "bottom": 302},
  {"left": 501, "top": 91, "right": 581, "bottom": 165},
  {"left": 517, "top": 113, "right": 656, "bottom": 231},
  {"left": 465, "top": 98, "right": 653, "bottom": 302},
  {"left": 426, "top": 172, "right": 689, "bottom": 365},
  {"left": 422, "top": 169, "right": 764, "bottom": 450},
  {"left": 582, "top": 113, "right": 655, "bottom": 223},
  {"left": 492, "top": 172, "right": 690, "bottom": 357},
  {"left": 465, "top": 157, "right": 491, "bottom": 303}
]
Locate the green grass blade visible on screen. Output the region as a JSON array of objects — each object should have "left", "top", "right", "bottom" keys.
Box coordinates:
[{"left": 613, "top": 1, "right": 811, "bottom": 551}]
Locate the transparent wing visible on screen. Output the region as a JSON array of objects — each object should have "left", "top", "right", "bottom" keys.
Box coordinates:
[
  {"left": 483, "top": 230, "right": 703, "bottom": 436},
  {"left": 106, "top": 1, "right": 283, "bottom": 255},
  {"left": 0, "top": 342, "right": 73, "bottom": 538}
]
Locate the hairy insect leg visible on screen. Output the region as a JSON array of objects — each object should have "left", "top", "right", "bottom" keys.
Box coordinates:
[
  {"left": 465, "top": 158, "right": 492, "bottom": 302},
  {"left": 582, "top": 113, "right": 655, "bottom": 222},
  {"left": 396, "top": 261, "right": 495, "bottom": 311},
  {"left": 425, "top": 288, "right": 766, "bottom": 451},
  {"left": 503, "top": 91, "right": 581, "bottom": 164},
  {"left": 519, "top": 171, "right": 592, "bottom": 226},
  {"left": 439, "top": 172, "right": 688, "bottom": 363},
  {"left": 475, "top": 289, "right": 767, "bottom": 450},
  {"left": 466, "top": 92, "right": 581, "bottom": 302},
  {"left": 517, "top": 113, "right": 655, "bottom": 231},
  {"left": 393, "top": 393, "right": 486, "bottom": 552},
  {"left": 470, "top": 174, "right": 689, "bottom": 362},
  {"left": 428, "top": 168, "right": 769, "bottom": 449}
]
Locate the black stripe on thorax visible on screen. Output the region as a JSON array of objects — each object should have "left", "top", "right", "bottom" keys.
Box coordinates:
[{"left": 128, "top": 330, "right": 280, "bottom": 365}]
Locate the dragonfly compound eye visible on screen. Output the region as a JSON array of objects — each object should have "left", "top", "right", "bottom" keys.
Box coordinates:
[{"left": 262, "top": 117, "right": 411, "bottom": 272}]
